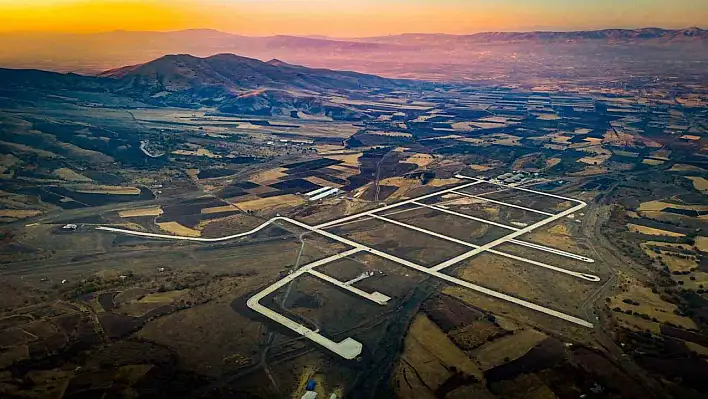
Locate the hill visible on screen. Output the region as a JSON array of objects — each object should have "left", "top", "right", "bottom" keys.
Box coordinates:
[
  {"left": 100, "top": 53, "right": 404, "bottom": 92},
  {"left": 0, "top": 54, "right": 411, "bottom": 119}
]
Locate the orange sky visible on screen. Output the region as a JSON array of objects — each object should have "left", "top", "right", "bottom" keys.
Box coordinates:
[{"left": 0, "top": 0, "right": 706, "bottom": 36}]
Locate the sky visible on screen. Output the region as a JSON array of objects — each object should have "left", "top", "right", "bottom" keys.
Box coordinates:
[{"left": 0, "top": 0, "right": 706, "bottom": 36}]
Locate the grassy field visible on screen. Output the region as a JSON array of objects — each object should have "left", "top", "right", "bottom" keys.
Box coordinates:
[
  {"left": 54, "top": 168, "right": 93, "bottom": 182},
  {"left": 627, "top": 224, "right": 685, "bottom": 237},
  {"left": 156, "top": 221, "right": 201, "bottom": 237},
  {"left": 608, "top": 275, "right": 697, "bottom": 332},
  {"left": 119, "top": 206, "right": 163, "bottom": 218},
  {"left": 0, "top": 209, "right": 43, "bottom": 219},
  {"left": 404, "top": 153, "right": 435, "bottom": 168},
  {"left": 73, "top": 185, "right": 141, "bottom": 195},
  {"left": 472, "top": 329, "right": 547, "bottom": 370},
  {"left": 686, "top": 176, "right": 708, "bottom": 193},
  {"left": 234, "top": 194, "right": 305, "bottom": 212},
  {"left": 392, "top": 314, "right": 482, "bottom": 398}
]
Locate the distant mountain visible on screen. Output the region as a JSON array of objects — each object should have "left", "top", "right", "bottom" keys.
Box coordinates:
[
  {"left": 0, "top": 27, "right": 705, "bottom": 84},
  {"left": 358, "top": 27, "right": 708, "bottom": 44},
  {"left": 0, "top": 29, "right": 398, "bottom": 75}
]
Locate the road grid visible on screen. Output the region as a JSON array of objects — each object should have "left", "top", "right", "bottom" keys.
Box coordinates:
[{"left": 97, "top": 174, "right": 599, "bottom": 359}]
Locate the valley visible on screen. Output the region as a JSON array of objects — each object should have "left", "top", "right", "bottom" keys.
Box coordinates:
[{"left": 0, "top": 43, "right": 707, "bottom": 399}]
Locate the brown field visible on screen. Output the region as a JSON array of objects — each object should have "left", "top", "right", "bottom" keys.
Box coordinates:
[
  {"left": 138, "top": 290, "right": 187, "bottom": 304},
  {"left": 73, "top": 185, "right": 141, "bottom": 195},
  {"left": 249, "top": 167, "right": 288, "bottom": 184},
  {"left": 324, "top": 152, "right": 362, "bottom": 167},
  {"left": 650, "top": 149, "right": 671, "bottom": 160},
  {"left": 200, "top": 205, "right": 238, "bottom": 215},
  {"left": 686, "top": 176, "right": 708, "bottom": 193},
  {"left": 578, "top": 154, "right": 611, "bottom": 165},
  {"left": 638, "top": 200, "right": 708, "bottom": 213},
  {"left": 0, "top": 209, "right": 42, "bottom": 219},
  {"left": 603, "top": 130, "right": 636, "bottom": 147},
  {"left": 569, "top": 166, "right": 608, "bottom": 176},
  {"left": 627, "top": 224, "right": 685, "bottom": 237},
  {"left": 671, "top": 271, "right": 708, "bottom": 291},
  {"left": 545, "top": 158, "right": 561, "bottom": 168},
  {"left": 536, "top": 114, "right": 561, "bottom": 120},
  {"left": 314, "top": 144, "right": 347, "bottom": 153},
  {"left": 583, "top": 137, "right": 603, "bottom": 144},
  {"left": 326, "top": 164, "right": 360, "bottom": 177},
  {"left": 234, "top": 194, "right": 305, "bottom": 212},
  {"left": 612, "top": 311, "right": 662, "bottom": 334},
  {"left": 0, "top": 140, "right": 58, "bottom": 158},
  {"left": 608, "top": 277, "right": 697, "bottom": 331},
  {"left": 365, "top": 131, "right": 412, "bottom": 138},
  {"left": 680, "top": 135, "right": 701, "bottom": 141},
  {"left": 54, "top": 168, "right": 92, "bottom": 182},
  {"left": 156, "top": 222, "right": 201, "bottom": 237},
  {"left": 685, "top": 342, "right": 708, "bottom": 357},
  {"left": 642, "top": 158, "right": 665, "bottom": 166},
  {"left": 641, "top": 246, "right": 698, "bottom": 273},
  {"left": 468, "top": 164, "right": 494, "bottom": 171},
  {"left": 427, "top": 178, "right": 463, "bottom": 187},
  {"left": 119, "top": 207, "right": 163, "bottom": 218},
  {"left": 472, "top": 329, "right": 547, "bottom": 370},
  {"left": 489, "top": 134, "right": 523, "bottom": 147},
  {"left": 136, "top": 299, "right": 262, "bottom": 377},
  {"left": 305, "top": 176, "right": 343, "bottom": 188},
  {"left": 0, "top": 345, "right": 30, "bottom": 368},
  {"left": 375, "top": 177, "right": 460, "bottom": 201},
  {"left": 526, "top": 223, "right": 582, "bottom": 253},
  {"left": 448, "top": 321, "right": 507, "bottom": 351},
  {"left": 669, "top": 164, "right": 707, "bottom": 173},
  {"left": 696, "top": 236, "right": 708, "bottom": 253},
  {"left": 451, "top": 122, "right": 477, "bottom": 132},
  {"left": 172, "top": 148, "right": 221, "bottom": 158},
  {"left": 404, "top": 153, "right": 435, "bottom": 168},
  {"left": 392, "top": 314, "right": 482, "bottom": 399}
]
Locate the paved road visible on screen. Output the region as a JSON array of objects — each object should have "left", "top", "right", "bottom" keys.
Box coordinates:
[{"left": 96, "top": 175, "right": 598, "bottom": 359}]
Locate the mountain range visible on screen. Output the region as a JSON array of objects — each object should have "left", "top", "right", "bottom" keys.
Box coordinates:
[
  {"left": 355, "top": 27, "right": 708, "bottom": 44},
  {"left": 0, "top": 27, "right": 705, "bottom": 79}
]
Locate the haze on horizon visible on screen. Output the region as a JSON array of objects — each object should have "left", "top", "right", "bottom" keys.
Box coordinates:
[{"left": 0, "top": 0, "right": 706, "bottom": 37}]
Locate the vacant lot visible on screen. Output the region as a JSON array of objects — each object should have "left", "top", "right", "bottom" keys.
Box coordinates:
[
  {"left": 234, "top": 194, "right": 305, "bottom": 212},
  {"left": 119, "top": 207, "right": 163, "bottom": 218}
]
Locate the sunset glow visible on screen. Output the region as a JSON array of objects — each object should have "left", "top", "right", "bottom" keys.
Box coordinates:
[{"left": 0, "top": 0, "right": 706, "bottom": 36}]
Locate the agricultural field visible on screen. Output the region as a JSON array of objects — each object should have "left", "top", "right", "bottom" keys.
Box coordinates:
[{"left": 1, "top": 81, "right": 707, "bottom": 399}]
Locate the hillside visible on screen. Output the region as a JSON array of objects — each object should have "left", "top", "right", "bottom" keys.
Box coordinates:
[
  {"left": 100, "top": 53, "right": 405, "bottom": 93},
  {"left": 0, "top": 53, "right": 411, "bottom": 119}
]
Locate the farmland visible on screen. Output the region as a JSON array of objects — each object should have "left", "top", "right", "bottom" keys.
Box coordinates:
[{"left": 0, "top": 78, "right": 707, "bottom": 399}]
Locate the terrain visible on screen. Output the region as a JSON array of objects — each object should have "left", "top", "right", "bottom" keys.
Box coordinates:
[
  {"left": 1, "top": 28, "right": 707, "bottom": 88},
  {"left": 0, "top": 46, "right": 707, "bottom": 399}
]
